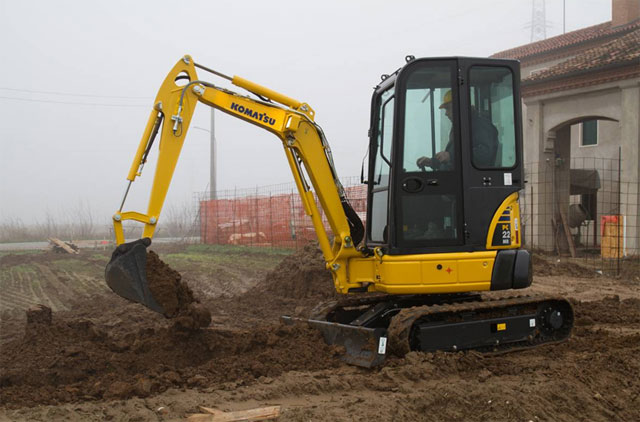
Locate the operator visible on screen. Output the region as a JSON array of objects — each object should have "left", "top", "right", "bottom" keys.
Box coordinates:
[
  {"left": 416, "top": 90, "right": 455, "bottom": 171},
  {"left": 416, "top": 90, "right": 499, "bottom": 171}
]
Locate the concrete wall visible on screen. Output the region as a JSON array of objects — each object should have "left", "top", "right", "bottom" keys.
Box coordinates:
[
  {"left": 569, "top": 120, "right": 619, "bottom": 158},
  {"left": 522, "top": 79, "right": 640, "bottom": 254}
]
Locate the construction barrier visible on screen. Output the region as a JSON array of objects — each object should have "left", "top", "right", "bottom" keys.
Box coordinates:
[{"left": 199, "top": 178, "right": 367, "bottom": 249}]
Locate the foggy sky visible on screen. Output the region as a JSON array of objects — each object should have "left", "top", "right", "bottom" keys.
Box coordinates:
[{"left": 0, "top": 0, "right": 612, "bottom": 227}]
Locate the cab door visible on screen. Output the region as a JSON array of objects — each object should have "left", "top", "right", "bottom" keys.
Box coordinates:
[
  {"left": 366, "top": 78, "right": 395, "bottom": 246},
  {"left": 458, "top": 59, "right": 524, "bottom": 248},
  {"left": 390, "top": 59, "right": 464, "bottom": 254}
]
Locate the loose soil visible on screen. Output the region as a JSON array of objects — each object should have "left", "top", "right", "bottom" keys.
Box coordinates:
[
  {"left": 256, "top": 242, "right": 336, "bottom": 300},
  {"left": 532, "top": 254, "right": 597, "bottom": 278},
  {"left": 145, "top": 250, "right": 211, "bottom": 330},
  {"left": 1, "top": 244, "right": 639, "bottom": 421}
]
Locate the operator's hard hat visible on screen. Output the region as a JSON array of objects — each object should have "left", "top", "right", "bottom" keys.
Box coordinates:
[{"left": 439, "top": 89, "right": 452, "bottom": 109}]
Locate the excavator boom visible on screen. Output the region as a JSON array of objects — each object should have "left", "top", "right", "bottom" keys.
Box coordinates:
[{"left": 106, "top": 55, "right": 364, "bottom": 313}]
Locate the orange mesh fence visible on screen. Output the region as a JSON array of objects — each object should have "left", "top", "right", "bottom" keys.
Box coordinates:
[{"left": 198, "top": 177, "right": 367, "bottom": 249}]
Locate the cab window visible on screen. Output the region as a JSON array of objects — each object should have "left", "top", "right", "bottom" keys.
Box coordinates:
[
  {"left": 369, "top": 87, "right": 394, "bottom": 243},
  {"left": 468, "top": 66, "right": 516, "bottom": 169},
  {"left": 402, "top": 67, "right": 454, "bottom": 173}
]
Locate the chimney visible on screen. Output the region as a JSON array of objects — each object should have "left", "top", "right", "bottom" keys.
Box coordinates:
[{"left": 612, "top": 0, "right": 640, "bottom": 27}]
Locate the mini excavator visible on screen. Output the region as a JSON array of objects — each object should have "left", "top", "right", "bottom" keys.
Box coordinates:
[{"left": 106, "top": 55, "right": 573, "bottom": 367}]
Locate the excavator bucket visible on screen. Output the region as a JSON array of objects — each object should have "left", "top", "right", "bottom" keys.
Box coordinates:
[{"left": 105, "top": 238, "right": 165, "bottom": 314}]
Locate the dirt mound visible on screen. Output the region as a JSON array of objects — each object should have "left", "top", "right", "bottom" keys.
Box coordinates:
[
  {"left": 5, "top": 295, "right": 638, "bottom": 418},
  {"left": 3, "top": 245, "right": 640, "bottom": 420},
  {"left": 573, "top": 295, "right": 640, "bottom": 326},
  {"left": 0, "top": 244, "right": 344, "bottom": 408},
  {"left": 254, "top": 243, "right": 336, "bottom": 300},
  {"left": 207, "top": 243, "right": 339, "bottom": 326},
  {"left": 532, "top": 253, "right": 596, "bottom": 278},
  {"left": 25, "top": 305, "right": 52, "bottom": 325},
  {"left": 146, "top": 250, "right": 211, "bottom": 330},
  {"left": 0, "top": 308, "right": 343, "bottom": 407},
  {"left": 146, "top": 250, "right": 191, "bottom": 317}
]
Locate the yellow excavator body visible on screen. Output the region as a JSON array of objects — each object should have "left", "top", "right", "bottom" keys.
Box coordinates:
[{"left": 105, "top": 55, "right": 572, "bottom": 367}]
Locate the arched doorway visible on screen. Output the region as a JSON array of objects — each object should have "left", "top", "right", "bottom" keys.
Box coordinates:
[{"left": 545, "top": 116, "right": 619, "bottom": 255}]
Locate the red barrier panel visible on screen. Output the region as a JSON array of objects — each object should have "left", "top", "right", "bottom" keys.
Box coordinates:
[{"left": 200, "top": 180, "right": 367, "bottom": 249}]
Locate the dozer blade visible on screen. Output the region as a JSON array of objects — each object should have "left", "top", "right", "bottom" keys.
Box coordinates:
[
  {"left": 281, "top": 316, "right": 388, "bottom": 368},
  {"left": 105, "top": 238, "right": 165, "bottom": 314}
]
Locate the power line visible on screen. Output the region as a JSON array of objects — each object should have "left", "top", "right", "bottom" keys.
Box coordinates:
[
  {"left": 0, "top": 86, "right": 151, "bottom": 100},
  {"left": 0, "top": 95, "right": 149, "bottom": 108}
]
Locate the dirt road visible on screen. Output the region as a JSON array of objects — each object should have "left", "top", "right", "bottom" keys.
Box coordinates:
[{"left": 0, "top": 244, "right": 638, "bottom": 421}]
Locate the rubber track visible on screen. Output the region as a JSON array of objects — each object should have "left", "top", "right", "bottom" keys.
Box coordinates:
[{"left": 387, "top": 294, "right": 573, "bottom": 357}]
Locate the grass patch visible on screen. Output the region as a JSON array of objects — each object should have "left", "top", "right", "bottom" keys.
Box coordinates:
[
  {"left": 0, "top": 250, "right": 43, "bottom": 259},
  {"left": 4, "top": 263, "right": 38, "bottom": 276},
  {"left": 161, "top": 244, "right": 293, "bottom": 272},
  {"left": 0, "top": 264, "right": 39, "bottom": 290},
  {"left": 184, "top": 244, "right": 292, "bottom": 256},
  {"left": 52, "top": 258, "right": 100, "bottom": 276}
]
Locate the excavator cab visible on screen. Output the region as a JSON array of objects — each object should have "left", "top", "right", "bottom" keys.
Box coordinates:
[{"left": 367, "top": 56, "right": 524, "bottom": 257}]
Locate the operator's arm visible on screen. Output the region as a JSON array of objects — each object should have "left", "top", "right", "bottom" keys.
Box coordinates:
[{"left": 416, "top": 133, "right": 454, "bottom": 171}]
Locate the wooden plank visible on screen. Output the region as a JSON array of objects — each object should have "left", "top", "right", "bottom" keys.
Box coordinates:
[
  {"left": 558, "top": 209, "right": 576, "bottom": 258},
  {"left": 47, "top": 237, "right": 79, "bottom": 254},
  {"left": 186, "top": 405, "right": 280, "bottom": 422},
  {"left": 551, "top": 218, "right": 560, "bottom": 255},
  {"left": 200, "top": 407, "right": 224, "bottom": 415}
]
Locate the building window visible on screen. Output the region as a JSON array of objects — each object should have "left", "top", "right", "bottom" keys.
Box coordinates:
[{"left": 581, "top": 120, "right": 598, "bottom": 146}]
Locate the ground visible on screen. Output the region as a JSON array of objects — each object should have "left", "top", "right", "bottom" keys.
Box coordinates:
[{"left": 0, "top": 243, "right": 638, "bottom": 422}]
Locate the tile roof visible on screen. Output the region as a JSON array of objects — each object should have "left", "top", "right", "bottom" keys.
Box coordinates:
[
  {"left": 523, "top": 27, "right": 640, "bottom": 83},
  {"left": 491, "top": 19, "right": 640, "bottom": 60}
]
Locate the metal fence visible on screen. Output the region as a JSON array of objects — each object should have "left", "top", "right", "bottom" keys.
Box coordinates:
[
  {"left": 520, "top": 153, "right": 639, "bottom": 275},
  {"left": 197, "top": 176, "right": 366, "bottom": 249},
  {"left": 198, "top": 154, "right": 639, "bottom": 276}
]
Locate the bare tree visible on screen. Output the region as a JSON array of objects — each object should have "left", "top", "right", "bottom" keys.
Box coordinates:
[
  {"left": 162, "top": 201, "right": 198, "bottom": 240},
  {"left": 0, "top": 218, "right": 30, "bottom": 242},
  {"left": 67, "top": 199, "right": 96, "bottom": 240}
]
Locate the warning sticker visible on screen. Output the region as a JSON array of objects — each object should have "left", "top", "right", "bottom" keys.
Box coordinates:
[{"left": 378, "top": 337, "right": 387, "bottom": 355}]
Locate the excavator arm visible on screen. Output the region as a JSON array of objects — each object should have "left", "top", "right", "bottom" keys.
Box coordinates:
[{"left": 106, "top": 55, "right": 365, "bottom": 309}]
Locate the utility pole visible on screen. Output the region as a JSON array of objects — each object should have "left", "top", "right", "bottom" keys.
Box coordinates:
[
  {"left": 210, "top": 109, "right": 217, "bottom": 199},
  {"left": 193, "top": 111, "right": 217, "bottom": 200}
]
